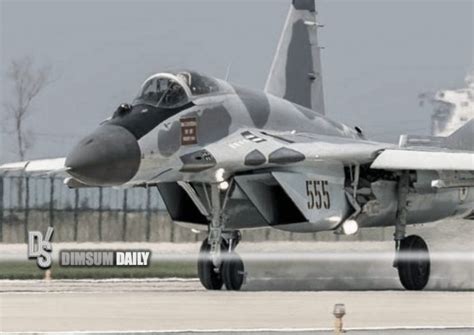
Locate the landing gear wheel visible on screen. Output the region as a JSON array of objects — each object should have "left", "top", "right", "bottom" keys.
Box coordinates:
[
  {"left": 222, "top": 252, "right": 245, "bottom": 291},
  {"left": 397, "top": 235, "right": 430, "bottom": 291},
  {"left": 197, "top": 238, "right": 223, "bottom": 290}
]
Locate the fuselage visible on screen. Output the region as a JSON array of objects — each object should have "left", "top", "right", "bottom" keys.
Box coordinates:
[
  {"left": 66, "top": 70, "right": 361, "bottom": 187},
  {"left": 64, "top": 70, "right": 473, "bottom": 233},
  {"left": 133, "top": 87, "right": 362, "bottom": 185}
]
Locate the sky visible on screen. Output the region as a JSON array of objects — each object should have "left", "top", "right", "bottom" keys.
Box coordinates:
[{"left": 0, "top": 0, "right": 472, "bottom": 163}]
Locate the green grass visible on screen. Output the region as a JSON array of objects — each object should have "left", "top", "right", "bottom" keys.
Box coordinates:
[{"left": 0, "top": 260, "right": 197, "bottom": 280}]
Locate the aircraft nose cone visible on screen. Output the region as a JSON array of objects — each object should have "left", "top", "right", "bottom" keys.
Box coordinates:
[{"left": 66, "top": 125, "right": 141, "bottom": 186}]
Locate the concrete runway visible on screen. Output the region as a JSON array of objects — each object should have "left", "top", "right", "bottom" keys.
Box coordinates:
[
  {"left": 1, "top": 279, "right": 473, "bottom": 333},
  {"left": 1, "top": 219, "right": 473, "bottom": 333}
]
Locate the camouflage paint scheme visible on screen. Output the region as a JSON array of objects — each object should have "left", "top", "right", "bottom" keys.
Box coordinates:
[
  {"left": 121, "top": 74, "right": 473, "bottom": 232},
  {"left": 1, "top": 0, "right": 473, "bottom": 235}
]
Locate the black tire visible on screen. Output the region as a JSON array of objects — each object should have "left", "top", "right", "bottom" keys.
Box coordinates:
[
  {"left": 222, "top": 252, "right": 245, "bottom": 291},
  {"left": 397, "top": 235, "right": 430, "bottom": 290},
  {"left": 197, "top": 238, "right": 223, "bottom": 290}
]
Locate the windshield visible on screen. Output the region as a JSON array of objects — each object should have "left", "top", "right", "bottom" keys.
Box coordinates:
[
  {"left": 133, "top": 76, "right": 188, "bottom": 108},
  {"left": 133, "top": 71, "right": 229, "bottom": 108}
]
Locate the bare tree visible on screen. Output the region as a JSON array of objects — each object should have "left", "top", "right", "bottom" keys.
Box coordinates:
[{"left": 4, "top": 57, "right": 53, "bottom": 161}]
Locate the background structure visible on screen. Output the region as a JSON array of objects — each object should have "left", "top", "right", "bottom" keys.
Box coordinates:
[
  {"left": 1, "top": 0, "right": 472, "bottom": 163},
  {"left": 0, "top": 1, "right": 472, "bottom": 243},
  {"left": 0, "top": 174, "right": 395, "bottom": 243}
]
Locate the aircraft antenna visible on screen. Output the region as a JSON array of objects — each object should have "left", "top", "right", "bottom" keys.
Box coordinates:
[{"left": 224, "top": 62, "right": 233, "bottom": 81}]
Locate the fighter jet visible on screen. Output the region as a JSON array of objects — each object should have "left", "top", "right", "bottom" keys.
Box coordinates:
[{"left": 1, "top": 0, "right": 473, "bottom": 291}]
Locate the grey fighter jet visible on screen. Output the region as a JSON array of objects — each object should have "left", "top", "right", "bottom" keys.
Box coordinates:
[{"left": 2, "top": 0, "right": 473, "bottom": 291}]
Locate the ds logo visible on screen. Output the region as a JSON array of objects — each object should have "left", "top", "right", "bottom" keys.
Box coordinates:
[{"left": 28, "top": 227, "right": 54, "bottom": 269}]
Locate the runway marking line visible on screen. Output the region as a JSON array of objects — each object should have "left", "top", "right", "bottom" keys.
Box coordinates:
[
  {"left": 4, "top": 326, "right": 474, "bottom": 334},
  {"left": 0, "top": 278, "right": 199, "bottom": 283}
]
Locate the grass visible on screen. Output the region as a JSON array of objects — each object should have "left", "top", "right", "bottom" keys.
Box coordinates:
[{"left": 0, "top": 260, "right": 197, "bottom": 280}]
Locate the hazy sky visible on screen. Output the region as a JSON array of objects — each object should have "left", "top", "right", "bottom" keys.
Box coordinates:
[{"left": 1, "top": 0, "right": 472, "bottom": 163}]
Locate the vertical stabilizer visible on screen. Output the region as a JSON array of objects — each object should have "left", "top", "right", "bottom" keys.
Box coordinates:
[
  {"left": 446, "top": 118, "right": 474, "bottom": 151},
  {"left": 264, "top": 0, "right": 325, "bottom": 114}
]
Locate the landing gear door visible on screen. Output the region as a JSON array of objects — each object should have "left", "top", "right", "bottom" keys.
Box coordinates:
[{"left": 272, "top": 164, "right": 350, "bottom": 230}]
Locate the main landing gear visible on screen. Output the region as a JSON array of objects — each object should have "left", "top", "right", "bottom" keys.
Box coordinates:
[
  {"left": 197, "top": 182, "right": 245, "bottom": 291},
  {"left": 393, "top": 172, "right": 430, "bottom": 290},
  {"left": 396, "top": 235, "right": 430, "bottom": 290}
]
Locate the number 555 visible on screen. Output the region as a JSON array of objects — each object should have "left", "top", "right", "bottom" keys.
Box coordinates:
[{"left": 306, "top": 180, "right": 330, "bottom": 210}]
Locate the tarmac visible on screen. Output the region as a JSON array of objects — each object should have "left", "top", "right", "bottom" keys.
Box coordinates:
[
  {"left": 1, "top": 219, "right": 473, "bottom": 333},
  {"left": 1, "top": 279, "right": 473, "bottom": 333}
]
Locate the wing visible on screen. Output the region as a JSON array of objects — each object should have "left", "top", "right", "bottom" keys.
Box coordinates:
[
  {"left": 371, "top": 119, "right": 474, "bottom": 172},
  {"left": 180, "top": 128, "right": 392, "bottom": 176},
  {"left": 0, "top": 158, "right": 94, "bottom": 188},
  {"left": 0, "top": 157, "right": 67, "bottom": 176},
  {"left": 182, "top": 120, "right": 474, "bottom": 178},
  {"left": 371, "top": 149, "right": 473, "bottom": 171}
]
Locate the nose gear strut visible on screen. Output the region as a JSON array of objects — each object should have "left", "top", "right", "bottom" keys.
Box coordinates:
[{"left": 197, "top": 181, "right": 245, "bottom": 290}]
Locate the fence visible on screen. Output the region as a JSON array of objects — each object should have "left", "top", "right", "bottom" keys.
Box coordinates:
[
  {"left": 2, "top": 175, "right": 166, "bottom": 211},
  {"left": 0, "top": 175, "right": 392, "bottom": 243},
  {"left": 0, "top": 175, "right": 186, "bottom": 243}
]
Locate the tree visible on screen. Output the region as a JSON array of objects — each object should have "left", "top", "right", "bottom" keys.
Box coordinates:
[{"left": 4, "top": 57, "right": 53, "bottom": 161}]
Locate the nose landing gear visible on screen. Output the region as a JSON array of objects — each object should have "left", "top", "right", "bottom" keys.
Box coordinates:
[
  {"left": 197, "top": 182, "right": 245, "bottom": 291},
  {"left": 222, "top": 251, "right": 245, "bottom": 290},
  {"left": 197, "top": 238, "right": 225, "bottom": 290},
  {"left": 197, "top": 233, "right": 245, "bottom": 291}
]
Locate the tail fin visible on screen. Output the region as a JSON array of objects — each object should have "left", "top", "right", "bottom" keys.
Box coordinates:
[
  {"left": 445, "top": 118, "right": 474, "bottom": 151},
  {"left": 264, "top": 0, "right": 325, "bottom": 114},
  {"left": 399, "top": 118, "right": 474, "bottom": 152}
]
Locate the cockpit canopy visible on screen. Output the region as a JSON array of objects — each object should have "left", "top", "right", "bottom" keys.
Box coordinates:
[{"left": 133, "top": 70, "right": 230, "bottom": 108}]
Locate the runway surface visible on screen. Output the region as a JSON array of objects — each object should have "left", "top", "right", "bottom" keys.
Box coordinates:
[
  {"left": 1, "top": 220, "right": 473, "bottom": 333},
  {"left": 1, "top": 279, "right": 473, "bottom": 333}
]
